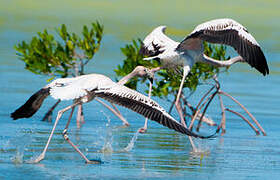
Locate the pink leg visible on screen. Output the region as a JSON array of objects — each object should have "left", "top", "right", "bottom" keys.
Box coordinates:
[
  {"left": 76, "top": 104, "right": 82, "bottom": 128},
  {"left": 29, "top": 102, "right": 79, "bottom": 163},
  {"left": 138, "top": 80, "right": 153, "bottom": 133},
  {"left": 62, "top": 128, "right": 100, "bottom": 164},
  {"left": 62, "top": 103, "right": 100, "bottom": 163},
  {"left": 175, "top": 74, "right": 187, "bottom": 127},
  {"left": 174, "top": 67, "right": 198, "bottom": 151},
  {"left": 111, "top": 103, "right": 121, "bottom": 115},
  {"left": 80, "top": 105, "right": 85, "bottom": 124},
  {"left": 95, "top": 98, "right": 129, "bottom": 126},
  {"left": 110, "top": 102, "right": 129, "bottom": 126},
  {"left": 217, "top": 93, "right": 226, "bottom": 135}
]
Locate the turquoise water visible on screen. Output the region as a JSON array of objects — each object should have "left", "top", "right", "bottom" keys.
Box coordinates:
[{"left": 1, "top": 1, "right": 280, "bottom": 179}]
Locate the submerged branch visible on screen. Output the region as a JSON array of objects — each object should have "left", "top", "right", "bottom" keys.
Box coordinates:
[
  {"left": 220, "top": 91, "right": 266, "bottom": 136},
  {"left": 225, "top": 108, "right": 260, "bottom": 135}
]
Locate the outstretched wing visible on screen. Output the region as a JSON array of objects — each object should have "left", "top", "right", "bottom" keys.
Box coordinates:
[
  {"left": 48, "top": 74, "right": 108, "bottom": 100},
  {"left": 11, "top": 88, "right": 50, "bottom": 120},
  {"left": 96, "top": 83, "right": 215, "bottom": 139},
  {"left": 139, "top": 26, "right": 179, "bottom": 57},
  {"left": 177, "top": 18, "right": 269, "bottom": 75}
]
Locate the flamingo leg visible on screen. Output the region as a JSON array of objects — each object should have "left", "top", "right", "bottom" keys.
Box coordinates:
[
  {"left": 175, "top": 66, "right": 190, "bottom": 127},
  {"left": 30, "top": 102, "right": 79, "bottom": 163},
  {"left": 62, "top": 128, "right": 99, "bottom": 164},
  {"left": 217, "top": 93, "right": 226, "bottom": 135},
  {"left": 76, "top": 104, "right": 85, "bottom": 128},
  {"left": 111, "top": 103, "right": 121, "bottom": 114},
  {"left": 80, "top": 105, "right": 85, "bottom": 124},
  {"left": 173, "top": 65, "right": 197, "bottom": 151},
  {"left": 138, "top": 80, "right": 153, "bottom": 133},
  {"left": 62, "top": 105, "right": 100, "bottom": 163},
  {"left": 95, "top": 98, "right": 129, "bottom": 126}
]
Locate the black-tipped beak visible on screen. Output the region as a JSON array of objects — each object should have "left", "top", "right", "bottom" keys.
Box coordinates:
[{"left": 148, "top": 77, "right": 154, "bottom": 84}]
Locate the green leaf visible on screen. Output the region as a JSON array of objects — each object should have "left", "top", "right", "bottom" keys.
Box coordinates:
[{"left": 14, "top": 22, "right": 104, "bottom": 78}]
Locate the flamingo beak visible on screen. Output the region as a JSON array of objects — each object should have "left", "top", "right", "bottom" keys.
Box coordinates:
[{"left": 148, "top": 77, "right": 154, "bottom": 84}]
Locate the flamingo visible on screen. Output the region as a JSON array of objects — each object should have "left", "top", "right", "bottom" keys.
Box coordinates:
[
  {"left": 11, "top": 68, "right": 214, "bottom": 164},
  {"left": 140, "top": 18, "right": 269, "bottom": 129}
]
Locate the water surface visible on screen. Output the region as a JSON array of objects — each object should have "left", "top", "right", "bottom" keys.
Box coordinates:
[{"left": 0, "top": 1, "right": 280, "bottom": 179}]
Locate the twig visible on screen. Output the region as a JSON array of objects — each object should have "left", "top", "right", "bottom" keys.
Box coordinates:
[
  {"left": 220, "top": 91, "right": 266, "bottom": 136},
  {"left": 181, "top": 95, "right": 216, "bottom": 126},
  {"left": 196, "top": 90, "right": 218, "bottom": 132},
  {"left": 188, "top": 85, "right": 216, "bottom": 130},
  {"left": 225, "top": 108, "right": 260, "bottom": 135},
  {"left": 189, "top": 91, "right": 217, "bottom": 130}
]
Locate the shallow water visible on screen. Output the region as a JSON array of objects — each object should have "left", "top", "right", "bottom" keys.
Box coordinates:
[{"left": 1, "top": 0, "right": 280, "bottom": 179}]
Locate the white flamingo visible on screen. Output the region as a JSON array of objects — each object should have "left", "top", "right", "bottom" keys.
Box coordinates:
[
  {"left": 140, "top": 18, "right": 269, "bottom": 129},
  {"left": 11, "top": 67, "right": 213, "bottom": 164}
]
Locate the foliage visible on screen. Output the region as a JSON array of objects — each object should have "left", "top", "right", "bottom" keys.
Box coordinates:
[
  {"left": 15, "top": 22, "right": 104, "bottom": 78},
  {"left": 115, "top": 39, "right": 160, "bottom": 89},
  {"left": 115, "top": 39, "right": 229, "bottom": 100}
]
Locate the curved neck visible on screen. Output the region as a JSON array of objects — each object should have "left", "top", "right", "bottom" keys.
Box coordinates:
[{"left": 117, "top": 70, "right": 138, "bottom": 85}]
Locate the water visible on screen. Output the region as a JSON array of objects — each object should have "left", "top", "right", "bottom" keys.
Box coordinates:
[{"left": 1, "top": 0, "right": 280, "bottom": 179}]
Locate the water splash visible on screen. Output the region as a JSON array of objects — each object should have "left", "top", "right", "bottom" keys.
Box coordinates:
[
  {"left": 122, "top": 130, "right": 140, "bottom": 152},
  {"left": 10, "top": 132, "right": 33, "bottom": 164},
  {"left": 11, "top": 150, "right": 24, "bottom": 164},
  {"left": 100, "top": 111, "right": 113, "bottom": 154}
]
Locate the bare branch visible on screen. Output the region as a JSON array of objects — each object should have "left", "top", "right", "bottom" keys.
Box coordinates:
[
  {"left": 220, "top": 91, "right": 266, "bottom": 136},
  {"left": 196, "top": 90, "right": 218, "bottom": 132},
  {"left": 225, "top": 108, "right": 260, "bottom": 135},
  {"left": 189, "top": 90, "right": 217, "bottom": 130}
]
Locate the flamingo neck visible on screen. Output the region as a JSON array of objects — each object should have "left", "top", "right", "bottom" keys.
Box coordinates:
[{"left": 117, "top": 70, "right": 138, "bottom": 85}]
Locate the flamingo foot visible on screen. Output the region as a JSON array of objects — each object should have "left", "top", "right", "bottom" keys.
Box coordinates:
[
  {"left": 27, "top": 153, "right": 45, "bottom": 163},
  {"left": 86, "top": 159, "right": 102, "bottom": 164},
  {"left": 124, "top": 122, "right": 130, "bottom": 126},
  {"left": 138, "top": 127, "right": 147, "bottom": 134}
]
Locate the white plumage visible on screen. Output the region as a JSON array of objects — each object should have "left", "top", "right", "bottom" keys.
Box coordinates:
[
  {"left": 141, "top": 18, "right": 269, "bottom": 75},
  {"left": 189, "top": 18, "right": 259, "bottom": 46},
  {"left": 140, "top": 18, "right": 269, "bottom": 126},
  {"left": 12, "top": 73, "right": 212, "bottom": 138},
  {"left": 48, "top": 74, "right": 109, "bottom": 100},
  {"left": 142, "top": 26, "right": 179, "bottom": 54}
]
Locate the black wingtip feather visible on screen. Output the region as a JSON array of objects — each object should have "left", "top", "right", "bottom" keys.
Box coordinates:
[
  {"left": 257, "top": 47, "right": 269, "bottom": 76},
  {"left": 139, "top": 41, "right": 164, "bottom": 57},
  {"left": 180, "top": 28, "right": 270, "bottom": 76},
  {"left": 11, "top": 88, "right": 50, "bottom": 120}
]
